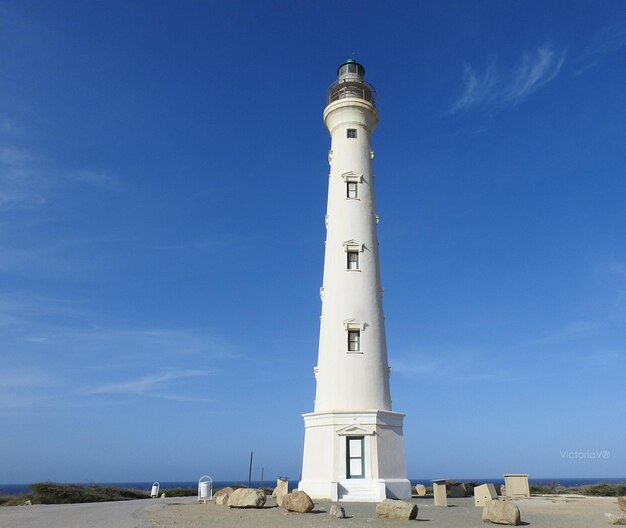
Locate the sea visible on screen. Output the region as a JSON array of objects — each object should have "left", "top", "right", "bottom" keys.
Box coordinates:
[{"left": 1, "top": 478, "right": 625, "bottom": 497}]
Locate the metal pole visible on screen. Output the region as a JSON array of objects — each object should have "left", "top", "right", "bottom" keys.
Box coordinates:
[
  {"left": 248, "top": 451, "right": 253, "bottom": 488},
  {"left": 260, "top": 467, "right": 264, "bottom": 489}
]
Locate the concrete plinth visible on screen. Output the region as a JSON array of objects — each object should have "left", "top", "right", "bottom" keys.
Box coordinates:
[{"left": 432, "top": 479, "right": 448, "bottom": 507}]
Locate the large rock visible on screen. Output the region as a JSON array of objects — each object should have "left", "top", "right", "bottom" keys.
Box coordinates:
[
  {"left": 227, "top": 488, "right": 266, "bottom": 508},
  {"left": 282, "top": 490, "right": 314, "bottom": 513},
  {"left": 329, "top": 504, "right": 346, "bottom": 518},
  {"left": 449, "top": 483, "right": 467, "bottom": 498},
  {"left": 618, "top": 497, "right": 626, "bottom": 514},
  {"left": 482, "top": 500, "right": 521, "bottom": 526},
  {"left": 214, "top": 486, "right": 234, "bottom": 498},
  {"left": 415, "top": 484, "right": 427, "bottom": 496},
  {"left": 376, "top": 499, "right": 418, "bottom": 520},
  {"left": 215, "top": 493, "right": 230, "bottom": 505}
]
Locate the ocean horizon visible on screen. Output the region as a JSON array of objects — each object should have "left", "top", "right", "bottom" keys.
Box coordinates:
[{"left": 2, "top": 477, "right": 625, "bottom": 496}]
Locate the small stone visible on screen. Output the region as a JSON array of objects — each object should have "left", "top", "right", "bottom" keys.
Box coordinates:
[
  {"left": 500, "top": 485, "right": 507, "bottom": 496},
  {"left": 227, "top": 488, "right": 266, "bottom": 508},
  {"left": 160, "top": 492, "right": 166, "bottom": 498},
  {"left": 482, "top": 500, "right": 521, "bottom": 526},
  {"left": 619, "top": 497, "right": 626, "bottom": 514},
  {"left": 415, "top": 484, "right": 427, "bottom": 496},
  {"left": 23, "top": 500, "right": 32, "bottom": 506},
  {"left": 375, "top": 499, "right": 418, "bottom": 520},
  {"left": 329, "top": 504, "right": 346, "bottom": 518},
  {"left": 606, "top": 513, "right": 626, "bottom": 525},
  {"left": 282, "top": 490, "right": 314, "bottom": 513},
  {"left": 215, "top": 493, "right": 230, "bottom": 505}
]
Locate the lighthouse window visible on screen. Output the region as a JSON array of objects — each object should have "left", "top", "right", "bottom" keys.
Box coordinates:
[
  {"left": 347, "top": 251, "right": 359, "bottom": 270},
  {"left": 348, "top": 330, "right": 360, "bottom": 352},
  {"left": 347, "top": 182, "right": 358, "bottom": 199},
  {"left": 347, "top": 128, "right": 357, "bottom": 139}
]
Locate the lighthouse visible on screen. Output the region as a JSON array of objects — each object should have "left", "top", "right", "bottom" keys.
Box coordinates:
[{"left": 298, "top": 59, "right": 411, "bottom": 502}]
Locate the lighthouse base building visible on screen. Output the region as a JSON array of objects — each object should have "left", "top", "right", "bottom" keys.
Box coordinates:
[
  {"left": 298, "top": 59, "right": 411, "bottom": 502},
  {"left": 300, "top": 410, "right": 411, "bottom": 501}
]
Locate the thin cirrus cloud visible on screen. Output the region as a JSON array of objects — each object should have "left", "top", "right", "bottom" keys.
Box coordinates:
[
  {"left": 521, "top": 320, "right": 602, "bottom": 348},
  {"left": 0, "top": 125, "right": 120, "bottom": 211},
  {"left": 575, "top": 25, "right": 626, "bottom": 76},
  {"left": 87, "top": 369, "right": 215, "bottom": 397},
  {"left": 450, "top": 44, "right": 566, "bottom": 113}
]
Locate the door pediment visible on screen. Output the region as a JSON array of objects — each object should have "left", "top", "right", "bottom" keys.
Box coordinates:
[{"left": 336, "top": 424, "right": 375, "bottom": 436}]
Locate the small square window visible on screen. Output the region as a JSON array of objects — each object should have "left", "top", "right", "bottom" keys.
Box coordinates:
[
  {"left": 347, "top": 128, "right": 357, "bottom": 139},
  {"left": 348, "top": 330, "right": 360, "bottom": 352},
  {"left": 347, "top": 182, "right": 358, "bottom": 199},
  {"left": 347, "top": 251, "right": 359, "bottom": 270}
]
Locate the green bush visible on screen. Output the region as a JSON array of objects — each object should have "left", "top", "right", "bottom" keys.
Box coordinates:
[{"left": 27, "top": 483, "right": 148, "bottom": 504}]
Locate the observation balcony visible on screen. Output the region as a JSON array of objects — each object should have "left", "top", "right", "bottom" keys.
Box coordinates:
[{"left": 327, "top": 79, "right": 376, "bottom": 106}]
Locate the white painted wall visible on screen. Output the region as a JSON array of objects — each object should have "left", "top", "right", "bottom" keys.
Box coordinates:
[{"left": 314, "top": 98, "right": 391, "bottom": 412}]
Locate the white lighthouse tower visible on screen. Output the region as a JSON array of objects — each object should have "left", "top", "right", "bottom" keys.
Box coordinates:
[{"left": 299, "top": 59, "right": 411, "bottom": 502}]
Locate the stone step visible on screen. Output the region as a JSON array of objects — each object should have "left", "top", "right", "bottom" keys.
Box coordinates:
[{"left": 337, "top": 479, "right": 385, "bottom": 502}]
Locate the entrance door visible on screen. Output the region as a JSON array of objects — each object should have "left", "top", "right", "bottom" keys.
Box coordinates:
[{"left": 346, "top": 436, "right": 365, "bottom": 479}]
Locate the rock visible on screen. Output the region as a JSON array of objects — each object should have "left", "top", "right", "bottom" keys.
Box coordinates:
[
  {"left": 415, "top": 484, "right": 427, "bottom": 496},
  {"left": 227, "top": 488, "right": 266, "bottom": 508},
  {"left": 215, "top": 493, "right": 230, "bottom": 505},
  {"left": 375, "top": 499, "right": 418, "bottom": 520},
  {"left": 274, "top": 479, "right": 289, "bottom": 507},
  {"left": 273, "top": 479, "right": 288, "bottom": 496},
  {"left": 160, "top": 492, "right": 166, "bottom": 498},
  {"left": 474, "top": 483, "right": 498, "bottom": 508},
  {"left": 606, "top": 513, "right": 626, "bottom": 525},
  {"left": 214, "top": 486, "right": 234, "bottom": 498},
  {"left": 500, "top": 485, "right": 507, "bottom": 496},
  {"left": 282, "top": 490, "right": 314, "bottom": 513},
  {"left": 449, "top": 483, "right": 466, "bottom": 498},
  {"left": 23, "top": 500, "right": 32, "bottom": 506},
  {"left": 619, "top": 497, "right": 626, "bottom": 514},
  {"left": 482, "top": 500, "right": 521, "bottom": 526},
  {"left": 329, "top": 504, "right": 346, "bottom": 518}
]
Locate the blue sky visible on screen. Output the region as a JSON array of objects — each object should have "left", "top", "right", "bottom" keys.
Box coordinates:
[{"left": 1, "top": 0, "right": 625, "bottom": 484}]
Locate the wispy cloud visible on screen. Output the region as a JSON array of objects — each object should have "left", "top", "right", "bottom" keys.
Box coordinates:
[
  {"left": 0, "top": 122, "right": 121, "bottom": 211},
  {"left": 608, "top": 261, "right": 626, "bottom": 277},
  {"left": 576, "top": 25, "right": 626, "bottom": 76},
  {"left": 506, "top": 46, "right": 566, "bottom": 100},
  {"left": 451, "top": 44, "right": 566, "bottom": 113},
  {"left": 65, "top": 169, "right": 121, "bottom": 190},
  {"left": 391, "top": 346, "right": 519, "bottom": 384},
  {"left": 0, "top": 145, "right": 46, "bottom": 210},
  {"left": 522, "top": 320, "right": 602, "bottom": 347},
  {"left": 87, "top": 369, "right": 215, "bottom": 398},
  {"left": 0, "top": 292, "right": 238, "bottom": 408},
  {"left": 450, "top": 59, "right": 500, "bottom": 113}
]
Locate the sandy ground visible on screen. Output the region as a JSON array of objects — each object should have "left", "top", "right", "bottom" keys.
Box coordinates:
[
  {"left": 0, "top": 496, "right": 193, "bottom": 528},
  {"left": 148, "top": 494, "right": 622, "bottom": 528},
  {"left": 0, "top": 494, "right": 621, "bottom": 528}
]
